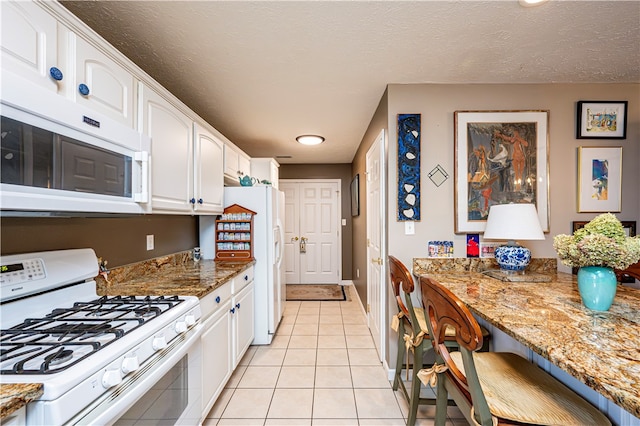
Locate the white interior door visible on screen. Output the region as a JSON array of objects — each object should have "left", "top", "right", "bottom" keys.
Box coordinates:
[
  {"left": 366, "top": 130, "right": 385, "bottom": 360},
  {"left": 281, "top": 180, "right": 341, "bottom": 284}
]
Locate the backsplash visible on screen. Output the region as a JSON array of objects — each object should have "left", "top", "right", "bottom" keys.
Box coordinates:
[{"left": 413, "top": 257, "right": 557, "bottom": 275}]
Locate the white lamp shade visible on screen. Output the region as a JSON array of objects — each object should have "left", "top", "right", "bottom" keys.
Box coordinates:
[{"left": 483, "top": 203, "right": 544, "bottom": 241}]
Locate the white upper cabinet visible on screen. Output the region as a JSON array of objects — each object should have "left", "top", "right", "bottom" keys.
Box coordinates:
[
  {"left": 72, "top": 35, "right": 137, "bottom": 128},
  {"left": 1, "top": 1, "right": 60, "bottom": 93},
  {"left": 194, "top": 122, "right": 224, "bottom": 214},
  {"left": 250, "top": 158, "right": 280, "bottom": 189},
  {"left": 224, "top": 143, "right": 251, "bottom": 185},
  {"left": 140, "top": 84, "right": 194, "bottom": 213}
]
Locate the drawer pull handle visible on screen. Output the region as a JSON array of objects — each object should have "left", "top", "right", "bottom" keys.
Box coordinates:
[
  {"left": 49, "top": 67, "right": 63, "bottom": 81},
  {"left": 78, "top": 83, "right": 90, "bottom": 96}
]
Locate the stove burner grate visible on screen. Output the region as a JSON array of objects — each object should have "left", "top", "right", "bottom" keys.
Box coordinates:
[{"left": 1, "top": 294, "right": 185, "bottom": 375}]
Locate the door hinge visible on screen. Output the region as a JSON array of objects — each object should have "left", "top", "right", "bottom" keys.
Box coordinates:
[
  {"left": 367, "top": 303, "right": 370, "bottom": 313},
  {"left": 367, "top": 238, "right": 370, "bottom": 247}
]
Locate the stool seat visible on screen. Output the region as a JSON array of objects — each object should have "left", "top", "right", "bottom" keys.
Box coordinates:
[{"left": 450, "top": 352, "right": 611, "bottom": 425}]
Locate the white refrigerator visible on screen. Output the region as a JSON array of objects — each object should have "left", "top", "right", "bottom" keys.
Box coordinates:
[{"left": 224, "top": 186, "right": 285, "bottom": 344}]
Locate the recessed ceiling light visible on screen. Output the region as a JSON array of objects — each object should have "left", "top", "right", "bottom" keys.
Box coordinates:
[{"left": 296, "top": 135, "right": 325, "bottom": 146}]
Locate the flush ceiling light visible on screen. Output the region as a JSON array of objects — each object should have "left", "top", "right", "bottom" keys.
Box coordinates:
[
  {"left": 296, "top": 135, "right": 325, "bottom": 146},
  {"left": 519, "top": 0, "right": 549, "bottom": 6}
]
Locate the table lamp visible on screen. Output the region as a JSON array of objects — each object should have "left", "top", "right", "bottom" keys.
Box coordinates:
[{"left": 483, "top": 203, "right": 545, "bottom": 274}]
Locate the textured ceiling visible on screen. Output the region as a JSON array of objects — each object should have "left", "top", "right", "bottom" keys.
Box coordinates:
[{"left": 61, "top": 1, "right": 640, "bottom": 164}]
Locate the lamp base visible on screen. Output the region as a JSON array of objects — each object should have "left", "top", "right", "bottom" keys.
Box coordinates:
[{"left": 494, "top": 244, "right": 531, "bottom": 272}]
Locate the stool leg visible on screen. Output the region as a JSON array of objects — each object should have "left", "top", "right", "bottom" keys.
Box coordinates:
[
  {"left": 393, "top": 321, "right": 405, "bottom": 391},
  {"left": 435, "top": 372, "right": 448, "bottom": 426},
  {"left": 407, "top": 342, "right": 423, "bottom": 426}
]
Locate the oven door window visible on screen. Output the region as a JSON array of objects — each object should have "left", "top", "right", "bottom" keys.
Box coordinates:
[
  {"left": 1, "top": 115, "right": 132, "bottom": 197},
  {"left": 114, "top": 355, "right": 189, "bottom": 424}
]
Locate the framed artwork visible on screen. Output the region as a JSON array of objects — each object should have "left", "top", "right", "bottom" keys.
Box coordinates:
[
  {"left": 571, "top": 221, "right": 636, "bottom": 282},
  {"left": 454, "top": 110, "right": 550, "bottom": 234},
  {"left": 577, "top": 101, "right": 627, "bottom": 139},
  {"left": 350, "top": 174, "right": 359, "bottom": 217},
  {"left": 480, "top": 242, "right": 500, "bottom": 258},
  {"left": 397, "top": 114, "right": 421, "bottom": 221},
  {"left": 577, "top": 146, "right": 622, "bottom": 212}
]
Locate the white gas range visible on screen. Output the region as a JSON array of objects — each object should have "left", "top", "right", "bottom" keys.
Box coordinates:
[{"left": 0, "top": 249, "right": 203, "bottom": 425}]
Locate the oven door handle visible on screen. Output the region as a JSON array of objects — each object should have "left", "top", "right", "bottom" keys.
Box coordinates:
[{"left": 66, "top": 323, "right": 203, "bottom": 426}]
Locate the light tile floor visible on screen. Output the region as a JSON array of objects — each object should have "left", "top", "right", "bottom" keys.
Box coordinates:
[{"left": 204, "top": 285, "right": 469, "bottom": 425}]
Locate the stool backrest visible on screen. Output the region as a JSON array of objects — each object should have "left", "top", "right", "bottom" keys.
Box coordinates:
[
  {"left": 420, "top": 276, "right": 485, "bottom": 399},
  {"left": 388, "top": 256, "right": 414, "bottom": 318}
]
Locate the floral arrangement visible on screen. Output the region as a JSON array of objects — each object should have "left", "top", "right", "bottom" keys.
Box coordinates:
[{"left": 553, "top": 213, "right": 640, "bottom": 270}]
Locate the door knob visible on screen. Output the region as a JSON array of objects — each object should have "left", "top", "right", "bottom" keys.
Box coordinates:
[{"left": 291, "top": 237, "right": 299, "bottom": 242}]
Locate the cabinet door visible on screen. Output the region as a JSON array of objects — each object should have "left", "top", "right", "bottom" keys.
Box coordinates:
[
  {"left": 140, "top": 85, "right": 193, "bottom": 212},
  {"left": 238, "top": 154, "right": 251, "bottom": 179},
  {"left": 74, "top": 35, "right": 136, "bottom": 128},
  {"left": 201, "top": 300, "right": 232, "bottom": 418},
  {"left": 194, "top": 123, "right": 224, "bottom": 214},
  {"left": 224, "top": 144, "right": 240, "bottom": 179},
  {"left": 0, "top": 1, "right": 59, "bottom": 93},
  {"left": 232, "top": 281, "right": 255, "bottom": 368}
]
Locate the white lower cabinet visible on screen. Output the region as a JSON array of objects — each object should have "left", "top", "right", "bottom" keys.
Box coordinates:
[
  {"left": 232, "top": 279, "right": 255, "bottom": 368},
  {"left": 201, "top": 296, "right": 232, "bottom": 418},
  {"left": 200, "top": 267, "right": 254, "bottom": 420}
]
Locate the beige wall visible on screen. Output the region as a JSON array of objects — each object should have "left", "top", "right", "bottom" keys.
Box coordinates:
[
  {"left": 350, "top": 83, "right": 640, "bottom": 368},
  {"left": 280, "top": 163, "right": 354, "bottom": 280}
]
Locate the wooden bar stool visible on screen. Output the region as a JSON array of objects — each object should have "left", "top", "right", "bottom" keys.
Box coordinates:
[
  {"left": 420, "top": 276, "right": 612, "bottom": 426},
  {"left": 389, "top": 256, "right": 488, "bottom": 425}
]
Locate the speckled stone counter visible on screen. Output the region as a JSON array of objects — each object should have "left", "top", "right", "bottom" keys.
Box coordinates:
[
  {"left": 414, "top": 267, "right": 640, "bottom": 418},
  {"left": 0, "top": 383, "right": 43, "bottom": 419},
  {"left": 96, "top": 251, "right": 255, "bottom": 298}
]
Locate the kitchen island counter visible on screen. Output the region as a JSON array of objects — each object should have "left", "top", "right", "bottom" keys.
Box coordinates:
[
  {"left": 415, "top": 269, "right": 640, "bottom": 419},
  {"left": 96, "top": 252, "right": 255, "bottom": 299},
  {"left": 0, "top": 383, "right": 43, "bottom": 420}
]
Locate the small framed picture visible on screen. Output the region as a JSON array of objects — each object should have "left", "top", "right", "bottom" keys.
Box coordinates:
[
  {"left": 466, "top": 234, "right": 480, "bottom": 258},
  {"left": 577, "top": 101, "right": 627, "bottom": 139},
  {"left": 428, "top": 241, "right": 454, "bottom": 258},
  {"left": 480, "top": 242, "right": 501, "bottom": 258},
  {"left": 577, "top": 146, "right": 622, "bottom": 212}
]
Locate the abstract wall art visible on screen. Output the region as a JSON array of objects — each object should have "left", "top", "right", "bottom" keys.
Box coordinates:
[
  {"left": 397, "top": 113, "right": 421, "bottom": 221},
  {"left": 577, "top": 146, "right": 622, "bottom": 212}
]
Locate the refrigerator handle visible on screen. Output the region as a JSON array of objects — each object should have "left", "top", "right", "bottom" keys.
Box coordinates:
[{"left": 275, "top": 221, "right": 285, "bottom": 266}]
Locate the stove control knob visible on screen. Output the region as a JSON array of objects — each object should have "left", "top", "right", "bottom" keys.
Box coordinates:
[
  {"left": 152, "top": 335, "right": 167, "bottom": 351},
  {"left": 102, "top": 369, "right": 122, "bottom": 389},
  {"left": 121, "top": 355, "right": 140, "bottom": 375},
  {"left": 175, "top": 320, "right": 187, "bottom": 334},
  {"left": 185, "top": 314, "right": 196, "bottom": 327}
]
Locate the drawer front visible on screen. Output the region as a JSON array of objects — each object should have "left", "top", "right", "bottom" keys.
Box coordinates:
[
  {"left": 200, "top": 281, "right": 232, "bottom": 319},
  {"left": 232, "top": 267, "right": 254, "bottom": 294}
]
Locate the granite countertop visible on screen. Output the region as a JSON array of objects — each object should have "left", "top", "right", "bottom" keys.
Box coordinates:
[
  {"left": 0, "top": 383, "right": 43, "bottom": 419},
  {"left": 415, "top": 268, "right": 640, "bottom": 418},
  {"left": 96, "top": 255, "right": 255, "bottom": 298},
  {"left": 0, "top": 254, "right": 254, "bottom": 420}
]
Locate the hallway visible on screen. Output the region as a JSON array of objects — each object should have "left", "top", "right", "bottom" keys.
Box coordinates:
[{"left": 203, "top": 285, "right": 468, "bottom": 425}]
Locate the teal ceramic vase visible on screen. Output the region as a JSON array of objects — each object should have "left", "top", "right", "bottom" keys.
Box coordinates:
[{"left": 577, "top": 266, "right": 618, "bottom": 311}]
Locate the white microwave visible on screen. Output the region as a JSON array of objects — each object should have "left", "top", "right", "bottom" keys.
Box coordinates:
[{"left": 1, "top": 72, "right": 150, "bottom": 214}]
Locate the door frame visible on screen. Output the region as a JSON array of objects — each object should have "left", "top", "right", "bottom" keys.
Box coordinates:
[
  {"left": 280, "top": 179, "right": 342, "bottom": 284},
  {"left": 366, "top": 130, "right": 386, "bottom": 362}
]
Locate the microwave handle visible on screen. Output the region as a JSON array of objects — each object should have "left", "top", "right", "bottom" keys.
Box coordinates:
[{"left": 133, "top": 151, "right": 149, "bottom": 203}]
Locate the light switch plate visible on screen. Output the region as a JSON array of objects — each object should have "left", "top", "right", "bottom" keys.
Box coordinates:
[
  {"left": 405, "top": 222, "right": 415, "bottom": 235},
  {"left": 146, "top": 235, "right": 154, "bottom": 250}
]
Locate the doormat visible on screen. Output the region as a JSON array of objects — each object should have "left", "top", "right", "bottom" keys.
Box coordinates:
[{"left": 286, "top": 284, "right": 347, "bottom": 301}]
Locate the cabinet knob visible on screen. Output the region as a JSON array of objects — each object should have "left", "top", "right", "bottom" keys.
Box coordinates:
[
  {"left": 236, "top": 303, "right": 240, "bottom": 309},
  {"left": 78, "top": 83, "right": 90, "bottom": 96},
  {"left": 230, "top": 307, "right": 236, "bottom": 314},
  {"left": 215, "top": 296, "right": 221, "bottom": 303},
  {"left": 190, "top": 198, "right": 196, "bottom": 204},
  {"left": 49, "top": 67, "right": 63, "bottom": 81},
  {"left": 198, "top": 198, "right": 203, "bottom": 204}
]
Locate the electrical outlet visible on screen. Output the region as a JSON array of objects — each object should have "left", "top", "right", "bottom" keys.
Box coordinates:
[
  {"left": 146, "top": 235, "right": 154, "bottom": 251},
  {"left": 356, "top": 268, "right": 360, "bottom": 278}
]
